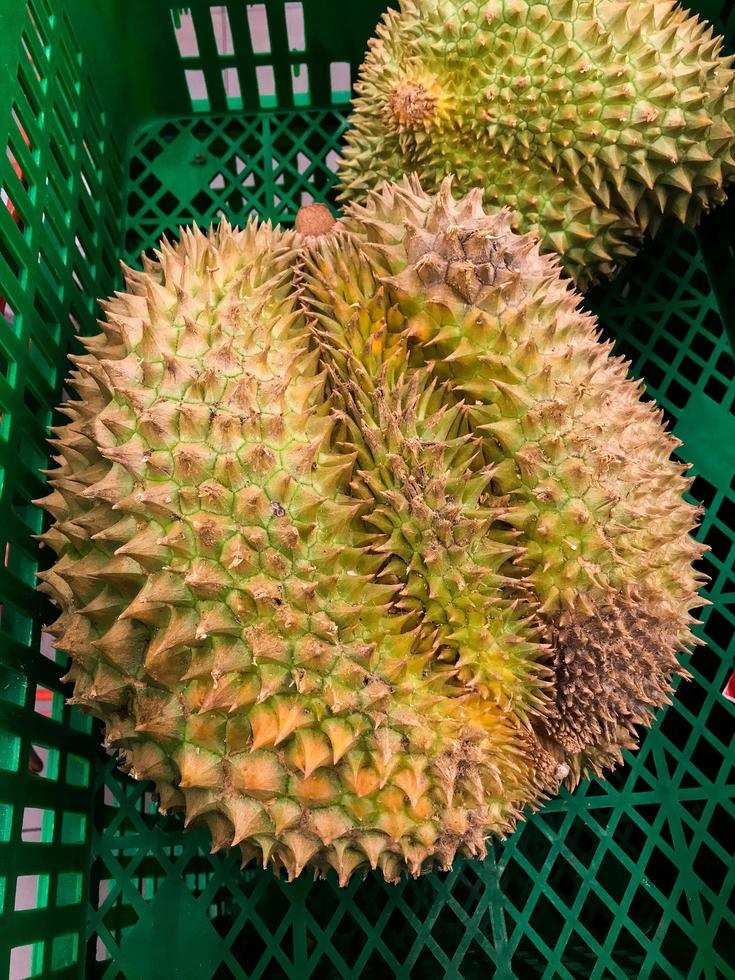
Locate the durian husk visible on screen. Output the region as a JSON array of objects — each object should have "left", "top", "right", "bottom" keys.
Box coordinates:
[{"left": 36, "top": 179, "right": 706, "bottom": 884}]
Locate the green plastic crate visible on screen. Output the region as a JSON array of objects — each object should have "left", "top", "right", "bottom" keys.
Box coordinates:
[{"left": 0, "top": 1, "right": 733, "bottom": 977}]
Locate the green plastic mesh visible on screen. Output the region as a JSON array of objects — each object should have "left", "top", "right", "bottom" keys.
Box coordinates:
[
  {"left": 0, "top": 1, "right": 127, "bottom": 977},
  {"left": 0, "top": 2, "right": 733, "bottom": 978}
]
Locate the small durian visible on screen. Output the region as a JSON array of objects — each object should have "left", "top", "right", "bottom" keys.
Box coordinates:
[
  {"left": 338, "top": 0, "right": 735, "bottom": 287},
  {"left": 36, "top": 178, "right": 705, "bottom": 884}
]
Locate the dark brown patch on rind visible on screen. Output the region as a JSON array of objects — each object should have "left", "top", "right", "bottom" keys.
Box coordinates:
[{"left": 541, "top": 594, "right": 688, "bottom": 762}]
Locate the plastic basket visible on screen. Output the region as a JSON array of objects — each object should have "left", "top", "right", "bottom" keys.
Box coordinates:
[{"left": 0, "top": 2, "right": 733, "bottom": 977}]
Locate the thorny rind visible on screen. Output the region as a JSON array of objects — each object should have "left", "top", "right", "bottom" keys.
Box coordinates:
[{"left": 36, "top": 177, "right": 706, "bottom": 885}]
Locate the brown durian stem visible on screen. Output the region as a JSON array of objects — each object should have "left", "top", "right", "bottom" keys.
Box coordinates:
[{"left": 295, "top": 203, "right": 337, "bottom": 238}]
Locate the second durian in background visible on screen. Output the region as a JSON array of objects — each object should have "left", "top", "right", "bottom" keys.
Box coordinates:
[{"left": 338, "top": 0, "right": 735, "bottom": 288}]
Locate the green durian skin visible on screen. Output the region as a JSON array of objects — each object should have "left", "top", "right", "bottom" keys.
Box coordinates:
[
  {"left": 338, "top": 0, "right": 735, "bottom": 287},
  {"left": 37, "top": 178, "right": 705, "bottom": 885},
  {"left": 311, "top": 175, "right": 705, "bottom": 779}
]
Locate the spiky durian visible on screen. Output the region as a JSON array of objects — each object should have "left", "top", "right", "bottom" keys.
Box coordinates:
[
  {"left": 337, "top": 0, "right": 735, "bottom": 287},
  {"left": 37, "top": 179, "right": 704, "bottom": 884},
  {"left": 303, "top": 176, "right": 706, "bottom": 780}
]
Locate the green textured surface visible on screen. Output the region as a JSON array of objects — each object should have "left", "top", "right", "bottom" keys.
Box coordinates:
[{"left": 0, "top": 1, "right": 733, "bottom": 978}]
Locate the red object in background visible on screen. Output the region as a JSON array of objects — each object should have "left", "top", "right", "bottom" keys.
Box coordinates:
[
  {"left": 1, "top": 124, "right": 31, "bottom": 317},
  {"left": 724, "top": 672, "right": 735, "bottom": 704},
  {"left": 6, "top": 152, "right": 24, "bottom": 221}
]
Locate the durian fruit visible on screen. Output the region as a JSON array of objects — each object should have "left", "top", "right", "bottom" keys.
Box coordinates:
[
  {"left": 303, "top": 175, "right": 706, "bottom": 780},
  {"left": 337, "top": 0, "right": 735, "bottom": 287},
  {"left": 37, "top": 179, "right": 704, "bottom": 884}
]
